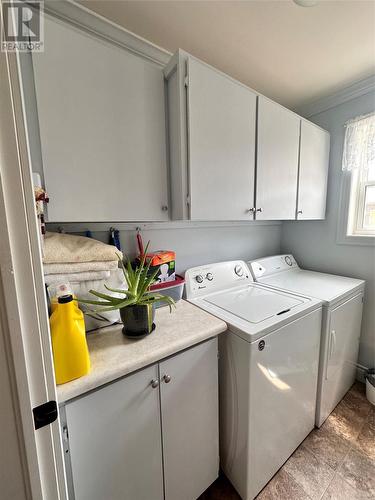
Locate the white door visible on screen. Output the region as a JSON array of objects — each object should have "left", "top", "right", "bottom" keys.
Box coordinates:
[
  {"left": 31, "top": 14, "right": 169, "bottom": 222},
  {"left": 326, "top": 293, "right": 363, "bottom": 382},
  {"left": 160, "top": 339, "right": 219, "bottom": 500},
  {"left": 187, "top": 58, "right": 256, "bottom": 220},
  {"left": 65, "top": 365, "right": 164, "bottom": 500},
  {"left": 297, "top": 121, "right": 330, "bottom": 219},
  {"left": 1, "top": 43, "right": 67, "bottom": 499},
  {"left": 256, "top": 97, "right": 300, "bottom": 220}
]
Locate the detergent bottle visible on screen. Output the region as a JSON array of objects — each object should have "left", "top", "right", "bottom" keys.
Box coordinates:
[{"left": 50, "top": 294, "right": 90, "bottom": 384}]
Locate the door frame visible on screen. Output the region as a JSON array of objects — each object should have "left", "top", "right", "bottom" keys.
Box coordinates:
[
  {"left": 0, "top": 2, "right": 171, "bottom": 497},
  {"left": 0, "top": 8, "right": 67, "bottom": 498}
]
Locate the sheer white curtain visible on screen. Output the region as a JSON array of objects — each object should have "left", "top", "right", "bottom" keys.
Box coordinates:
[{"left": 342, "top": 112, "right": 375, "bottom": 172}]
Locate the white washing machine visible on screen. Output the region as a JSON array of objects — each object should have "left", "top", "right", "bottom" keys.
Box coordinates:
[
  {"left": 185, "top": 261, "right": 322, "bottom": 500},
  {"left": 249, "top": 255, "right": 365, "bottom": 427}
]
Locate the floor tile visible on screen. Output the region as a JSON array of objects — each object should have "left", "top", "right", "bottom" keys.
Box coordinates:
[
  {"left": 323, "top": 400, "right": 366, "bottom": 443},
  {"left": 354, "top": 420, "right": 375, "bottom": 460},
  {"left": 338, "top": 447, "right": 375, "bottom": 498},
  {"left": 256, "top": 469, "right": 311, "bottom": 500},
  {"left": 322, "top": 474, "right": 367, "bottom": 499},
  {"left": 302, "top": 425, "right": 350, "bottom": 470},
  {"left": 283, "top": 444, "right": 335, "bottom": 499},
  {"left": 343, "top": 385, "right": 372, "bottom": 419},
  {"left": 366, "top": 406, "right": 375, "bottom": 429},
  {"left": 200, "top": 384, "right": 374, "bottom": 500}
]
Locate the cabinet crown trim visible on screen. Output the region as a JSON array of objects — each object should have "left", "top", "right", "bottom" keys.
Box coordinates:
[
  {"left": 44, "top": 0, "right": 172, "bottom": 67},
  {"left": 296, "top": 75, "right": 375, "bottom": 118}
]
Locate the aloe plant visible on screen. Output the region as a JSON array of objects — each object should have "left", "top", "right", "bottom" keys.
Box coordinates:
[{"left": 77, "top": 243, "right": 175, "bottom": 313}]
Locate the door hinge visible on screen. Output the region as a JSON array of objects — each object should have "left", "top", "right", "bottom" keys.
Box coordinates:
[
  {"left": 33, "top": 400, "right": 58, "bottom": 430},
  {"left": 184, "top": 75, "right": 189, "bottom": 87},
  {"left": 186, "top": 194, "right": 191, "bottom": 206}
]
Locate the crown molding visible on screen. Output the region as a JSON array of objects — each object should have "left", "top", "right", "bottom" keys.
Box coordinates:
[
  {"left": 296, "top": 75, "right": 375, "bottom": 118},
  {"left": 41, "top": 0, "right": 172, "bottom": 67}
]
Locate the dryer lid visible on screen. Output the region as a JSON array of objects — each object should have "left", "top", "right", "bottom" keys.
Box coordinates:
[
  {"left": 260, "top": 270, "right": 364, "bottom": 303},
  {"left": 250, "top": 255, "right": 364, "bottom": 304}
]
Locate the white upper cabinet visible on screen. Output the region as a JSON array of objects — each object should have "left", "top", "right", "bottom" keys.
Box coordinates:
[
  {"left": 32, "top": 15, "right": 169, "bottom": 222},
  {"left": 297, "top": 121, "right": 330, "bottom": 220},
  {"left": 165, "top": 51, "right": 257, "bottom": 220},
  {"left": 256, "top": 97, "right": 300, "bottom": 220},
  {"left": 187, "top": 58, "right": 257, "bottom": 220}
]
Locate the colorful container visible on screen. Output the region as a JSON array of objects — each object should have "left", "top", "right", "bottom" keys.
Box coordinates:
[
  {"left": 138, "top": 250, "right": 176, "bottom": 283},
  {"left": 50, "top": 294, "right": 90, "bottom": 384}
]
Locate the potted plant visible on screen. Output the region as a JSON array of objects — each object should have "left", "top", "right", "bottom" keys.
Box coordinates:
[{"left": 78, "top": 245, "right": 175, "bottom": 338}]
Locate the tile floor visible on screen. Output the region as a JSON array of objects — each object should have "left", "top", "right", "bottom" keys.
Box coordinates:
[{"left": 199, "top": 382, "right": 375, "bottom": 500}]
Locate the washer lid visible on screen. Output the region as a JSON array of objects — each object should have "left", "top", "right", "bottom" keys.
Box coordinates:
[{"left": 204, "top": 285, "right": 304, "bottom": 323}]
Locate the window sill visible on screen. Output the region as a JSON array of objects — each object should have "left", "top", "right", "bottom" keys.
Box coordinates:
[{"left": 336, "top": 233, "right": 375, "bottom": 246}]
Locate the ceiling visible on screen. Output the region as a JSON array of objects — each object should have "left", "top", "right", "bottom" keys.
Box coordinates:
[{"left": 80, "top": 0, "right": 375, "bottom": 110}]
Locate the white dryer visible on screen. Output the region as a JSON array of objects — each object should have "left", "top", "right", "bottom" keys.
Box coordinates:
[
  {"left": 249, "top": 254, "right": 365, "bottom": 427},
  {"left": 185, "top": 261, "right": 322, "bottom": 500}
]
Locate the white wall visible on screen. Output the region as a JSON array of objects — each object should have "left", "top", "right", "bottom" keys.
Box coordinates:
[
  {"left": 282, "top": 91, "right": 375, "bottom": 371},
  {"left": 90, "top": 223, "right": 282, "bottom": 274}
]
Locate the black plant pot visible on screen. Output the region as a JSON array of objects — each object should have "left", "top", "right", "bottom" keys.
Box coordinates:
[{"left": 120, "top": 304, "right": 155, "bottom": 338}]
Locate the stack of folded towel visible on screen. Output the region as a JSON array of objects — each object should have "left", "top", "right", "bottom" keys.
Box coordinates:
[{"left": 43, "top": 232, "right": 126, "bottom": 331}]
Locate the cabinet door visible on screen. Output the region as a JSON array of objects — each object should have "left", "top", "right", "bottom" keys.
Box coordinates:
[
  {"left": 160, "top": 338, "right": 219, "bottom": 500},
  {"left": 65, "top": 365, "right": 164, "bottom": 500},
  {"left": 187, "top": 58, "right": 256, "bottom": 220},
  {"left": 297, "top": 121, "right": 330, "bottom": 219},
  {"left": 256, "top": 97, "right": 300, "bottom": 219},
  {"left": 326, "top": 293, "right": 363, "bottom": 382},
  {"left": 32, "top": 15, "right": 168, "bottom": 222}
]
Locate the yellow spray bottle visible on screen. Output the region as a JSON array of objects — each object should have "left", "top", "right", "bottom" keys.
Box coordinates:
[{"left": 50, "top": 294, "right": 90, "bottom": 384}]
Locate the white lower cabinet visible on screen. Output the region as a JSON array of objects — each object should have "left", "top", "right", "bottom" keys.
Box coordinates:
[
  {"left": 160, "top": 338, "right": 219, "bottom": 500},
  {"left": 62, "top": 338, "right": 218, "bottom": 500},
  {"left": 64, "top": 364, "right": 164, "bottom": 500}
]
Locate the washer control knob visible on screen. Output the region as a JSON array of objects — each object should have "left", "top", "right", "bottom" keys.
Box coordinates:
[
  {"left": 206, "top": 273, "right": 214, "bottom": 281},
  {"left": 195, "top": 274, "right": 204, "bottom": 284},
  {"left": 234, "top": 265, "right": 244, "bottom": 277}
]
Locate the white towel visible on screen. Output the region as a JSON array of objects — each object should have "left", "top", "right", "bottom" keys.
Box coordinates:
[
  {"left": 45, "top": 270, "right": 110, "bottom": 286},
  {"left": 43, "top": 232, "right": 122, "bottom": 264},
  {"left": 70, "top": 269, "right": 127, "bottom": 332},
  {"left": 43, "top": 260, "right": 118, "bottom": 275}
]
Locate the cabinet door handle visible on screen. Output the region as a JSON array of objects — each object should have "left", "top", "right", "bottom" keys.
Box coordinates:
[
  {"left": 330, "top": 330, "right": 336, "bottom": 358},
  {"left": 297, "top": 210, "right": 303, "bottom": 215},
  {"left": 163, "top": 374, "right": 172, "bottom": 383},
  {"left": 161, "top": 205, "right": 168, "bottom": 212},
  {"left": 256, "top": 208, "right": 263, "bottom": 213},
  {"left": 247, "top": 208, "right": 255, "bottom": 213},
  {"left": 329, "top": 330, "right": 337, "bottom": 359},
  {"left": 150, "top": 379, "right": 159, "bottom": 389}
]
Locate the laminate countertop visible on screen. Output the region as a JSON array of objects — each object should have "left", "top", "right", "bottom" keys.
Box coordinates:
[{"left": 56, "top": 300, "right": 227, "bottom": 403}]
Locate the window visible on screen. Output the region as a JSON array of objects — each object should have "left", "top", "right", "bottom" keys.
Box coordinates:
[{"left": 343, "top": 112, "right": 375, "bottom": 237}]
